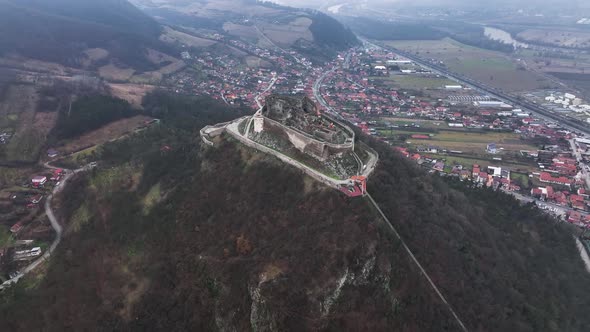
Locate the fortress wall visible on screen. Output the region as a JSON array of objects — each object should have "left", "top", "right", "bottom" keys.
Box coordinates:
[{"left": 262, "top": 116, "right": 353, "bottom": 161}]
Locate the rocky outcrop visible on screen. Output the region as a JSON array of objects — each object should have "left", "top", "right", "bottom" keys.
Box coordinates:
[{"left": 262, "top": 95, "right": 317, "bottom": 124}]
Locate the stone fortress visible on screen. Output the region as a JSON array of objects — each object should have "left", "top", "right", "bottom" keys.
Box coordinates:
[{"left": 253, "top": 95, "right": 355, "bottom": 161}]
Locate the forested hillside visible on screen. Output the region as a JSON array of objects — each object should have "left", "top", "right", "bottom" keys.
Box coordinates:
[
  {"left": 0, "top": 93, "right": 588, "bottom": 331},
  {"left": 367, "top": 135, "right": 590, "bottom": 331},
  {"left": 308, "top": 11, "right": 359, "bottom": 51},
  {"left": 0, "top": 93, "right": 459, "bottom": 331},
  {"left": 0, "top": 0, "right": 169, "bottom": 70}
]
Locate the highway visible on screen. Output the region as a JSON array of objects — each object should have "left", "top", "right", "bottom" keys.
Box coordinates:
[{"left": 362, "top": 38, "right": 590, "bottom": 136}]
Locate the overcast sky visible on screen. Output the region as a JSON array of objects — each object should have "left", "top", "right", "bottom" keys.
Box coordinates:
[{"left": 264, "top": 0, "right": 589, "bottom": 9}]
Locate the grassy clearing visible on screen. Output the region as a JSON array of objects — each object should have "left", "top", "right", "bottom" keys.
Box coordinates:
[
  {"left": 0, "top": 226, "right": 13, "bottom": 247},
  {"left": 69, "top": 203, "right": 91, "bottom": 234},
  {"left": 511, "top": 172, "right": 531, "bottom": 187},
  {"left": 142, "top": 182, "right": 161, "bottom": 214},
  {"left": 90, "top": 163, "right": 142, "bottom": 193}
]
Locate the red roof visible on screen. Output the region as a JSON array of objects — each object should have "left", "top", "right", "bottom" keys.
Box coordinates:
[
  {"left": 10, "top": 222, "right": 22, "bottom": 233},
  {"left": 539, "top": 172, "right": 573, "bottom": 185}
]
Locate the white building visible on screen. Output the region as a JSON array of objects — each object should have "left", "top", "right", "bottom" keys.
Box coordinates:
[{"left": 474, "top": 101, "right": 512, "bottom": 108}]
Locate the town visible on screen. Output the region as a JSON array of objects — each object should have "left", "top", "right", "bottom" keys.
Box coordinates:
[
  {"left": 168, "top": 27, "right": 590, "bottom": 230},
  {"left": 2, "top": 10, "right": 590, "bottom": 292}
]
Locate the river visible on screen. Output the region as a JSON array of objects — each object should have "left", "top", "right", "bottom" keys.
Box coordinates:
[{"left": 484, "top": 27, "right": 530, "bottom": 49}]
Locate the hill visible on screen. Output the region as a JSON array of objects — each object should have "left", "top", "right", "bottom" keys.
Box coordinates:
[
  {"left": 0, "top": 92, "right": 589, "bottom": 331},
  {"left": 133, "top": 0, "right": 358, "bottom": 61},
  {"left": 0, "top": 0, "right": 170, "bottom": 70}
]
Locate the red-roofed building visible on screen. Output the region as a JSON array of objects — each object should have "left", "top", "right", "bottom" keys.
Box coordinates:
[
  {"left": 31, "top": 176, "right": 47, "bottom": 187},
  {"left": 395, "top": 147, "right": 410, "bottom": 158},
  {"left": 10, "top": 222, "right": 22, "bottom": 233},
  {"left": 539, "top": 172, "right": 574, "bottom": 187}
]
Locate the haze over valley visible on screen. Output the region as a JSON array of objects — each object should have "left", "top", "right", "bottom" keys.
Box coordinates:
[{"left": 0, "top": 0, "right": 589, "bottom": 331}]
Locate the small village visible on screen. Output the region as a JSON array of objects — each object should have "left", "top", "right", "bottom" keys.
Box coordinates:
[{"left": 0, "top": 162, "right": 66, "bottom": 281}]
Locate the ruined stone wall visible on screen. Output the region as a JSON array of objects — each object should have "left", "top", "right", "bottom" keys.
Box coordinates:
[{"left": 262, "top": 117, "right": 353, "bottom": 161}]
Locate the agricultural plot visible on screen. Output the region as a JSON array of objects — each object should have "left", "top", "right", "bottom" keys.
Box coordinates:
[
  {"left": 55, "top": 115, "right": 153, "bottom": 156},
  {"left": 257, "top": 17, "right": 314, "bottom": 46},
  {"left": 0, "top": 85, "right": 46, "bottom": 162},
  {"left": 386, "top": 38, "right": 555, "bottom": 92},
  {"left": 379, "top": 117, "right": 445, "bottom": 129},
  {"left": 408, "top": 130, "right": 536, "bottom": 153},
  {"left": 372, "top": 74, "right": 457, "bottom": 90},
  {"left": 160, "top": 27, "right": 217, "bottom": 48},
  {"left": 379, "top": 125, "right": 538, "bottom": 168},
  {"left": 517, "top": 28, "right": 590, "bottom": 49}
]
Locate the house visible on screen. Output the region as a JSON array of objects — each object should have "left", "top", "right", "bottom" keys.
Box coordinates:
[
  {"left": 568, "top": 211, "right": 583, "bottom": 224},
  {"left": 539, "top": 172, "right": 574, "bottom": 187},
  {"left": 487, "top": 143, "right": 498, "bottom": 154},
  {"left": 31, "top": 176, "right": 47, "bottom": 187},
  {"left": 394, "top": 147, "right": 410, "bottom": 158},
  {"left": 10, "top": 222, "right": 23, "bottom": 233},
  {"left": 47, "top": 149, "right": 58, "bottom": 158},
  {"left": 50, "top": 169, "right": 63, "bottom": 181},
  {"left": 433, "top": 161, "right": 445, "bottom": 172},
  {"left": 472, "top": 165, "right": 480, "bottom": 178}
]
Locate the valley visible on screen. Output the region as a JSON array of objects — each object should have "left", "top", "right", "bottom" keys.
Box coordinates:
[{"left": 0, "top": 0, "right": 590, "bottom": 331}]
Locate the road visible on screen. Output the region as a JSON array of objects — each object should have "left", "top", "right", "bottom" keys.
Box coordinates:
[
  {"left": 245, "top": 74, "right": 278, "bottom": 137},
  {"left": 362, "top": 38, "right": 590, "bottom": 136},
  {"left": 502, "top": 189, "right": 569, "bottom": 218},
  {"left": 313, "top": 64, "right": 337, "bottom": 114},
  {"left": 569, "top": 139, "right": 590, "bottom": 189},
  {"left": 0, "top": 163, "right": 96, "bottom": 290}
]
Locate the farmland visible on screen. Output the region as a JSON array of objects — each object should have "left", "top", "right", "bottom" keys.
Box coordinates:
[
  {"left": 407, "top": 130, "right": 536, "bottom": 153},
  {"left": 517, "top": 28, "right": 590, "bottom": 49},
  {"left": 385, "top": 38, "right": 555, "bottom": 92},
  {"left": 377, "top": 120, "right": 539, "bottom": 172},
  {"left": 159, "top": 27, "right": 217, "bottom": 48},
  {"left": 0, "top": 85, "right": 46, "bottom": 162},
  {"left": 371, "top": 74, "right": 456, "bottom": 90}
]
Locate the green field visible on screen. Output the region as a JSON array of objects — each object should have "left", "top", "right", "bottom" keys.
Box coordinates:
[
  {"left": 385, "top": 38, "right": 556, "bottom": 92},
  {"left": 438, "top": 155, "right": 536, "bottom": 173},
  {"left": 379, "top": 117, "right": 445, "bottom": 129},
  {"left": 371, "top": 75, "right": 456, "bottom": 90},
  {"left": 381, "top": 127, "right": 537, "bottom": 154},
  {"left": 379, "top": 125, "right": 539, "bottom": 171}
]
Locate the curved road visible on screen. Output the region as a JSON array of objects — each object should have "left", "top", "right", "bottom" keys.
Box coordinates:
[{"left": 0, "top": 163, "right": 95, "bottom": 290}]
